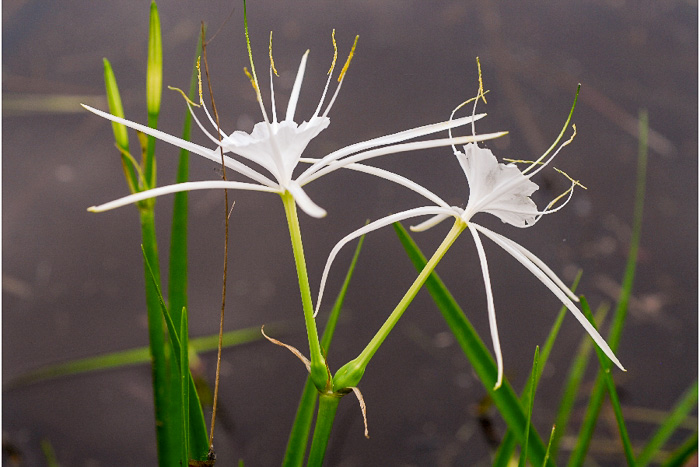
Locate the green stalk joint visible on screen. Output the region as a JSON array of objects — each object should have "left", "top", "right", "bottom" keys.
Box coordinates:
[{"left": 332, "top": 357, "right": 365, "bottom": 391}]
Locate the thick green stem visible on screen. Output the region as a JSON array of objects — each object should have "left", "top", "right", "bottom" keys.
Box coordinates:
[
  {"left": 307, "top": 394, "right": 341, "bottom": 467},
  {"left": 281, "top": 191, "right": 328, "bottom": 391},
  {"left": 139, "top": 208, "right": 177, "bottom": 466},
  {"left": 333, "top": 219, "right": 465, "bottom": 390}
]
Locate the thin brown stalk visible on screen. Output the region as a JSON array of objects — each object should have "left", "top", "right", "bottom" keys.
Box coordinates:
[{"left": 200, "top": 22, "right": 230, "bottom": 455}]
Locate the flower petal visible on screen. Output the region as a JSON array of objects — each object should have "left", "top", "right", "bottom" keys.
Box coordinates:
[
  {"left": 315, "top": 206, "right": 455, "bottom": 317},
  {"left": 285, "top": 50, "right": 310, "bottom": 122},
  {"left": 296, "top": 113, "right": 488, "bottom": 184},
  {"left": 471, "top": 222, "right": 625, "bottom": 372},
  {"left": 300, "top": 159, "right": 451, "bottom": 209},
  {"left": 410, "top": 213, "right": 454, "bottom": 232},
  {"left": 301, "top": 132, "right": 507, "bottom": 185},
  {"left": 460, "top": 144, "right": 539, "bottom": 227},
  {"left": 287, "top": 181, "right": 327, "bottom": 218},
  {"left": 472, "top": 222, "right": 579, "bottom": 302},
  {"left": 88, "top": 180, "right": 279, "bottom": 212},
  {"left": 467, "top": 225, "right": 505, "bottom": 390},
  {"left": 82, "top": 104, "right": 278, "bottom": 188}
]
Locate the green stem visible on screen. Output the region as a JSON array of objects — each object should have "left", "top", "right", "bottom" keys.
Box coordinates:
[
  {"left": 281, "top": 191, "right": 327, "bottom": 391},
  {"left": 307, "top": 394, "right": 341, "bottom": 467},
  {"left": 333, "top": 219, "right": 465, "bottom": 390},
  {"left": 139, "top": 208, "right": 176, "bottom": 466}
]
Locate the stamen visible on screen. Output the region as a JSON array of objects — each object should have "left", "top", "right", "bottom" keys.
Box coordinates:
[
  {"left": 167, "top": 85, "right": 201, "bottom": 108},
  {"left": 338, "top": 35, "right": 359, "bottom": 82},
  {"left": 328, "top": 29, "right": 338, "bottom": 75},
  {"left": 196, "top": 57, "right": 204, "bottom": 105},
  {"left": 448, "top": 91, "right": 490, "bottom": 153},
  {"left": 554, "top": 166, "right": 587, "bottom": 190},
  {"left": 244, "top": 67, "right": 260, "bottom": 96},
  {"left": 476, "top": 57, "right": 487, "bottom": 104},
  {"left": 269, "top": 31, "right": 279, "bottom": 77}
]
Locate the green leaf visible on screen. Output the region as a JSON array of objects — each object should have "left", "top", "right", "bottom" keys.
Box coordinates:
[
  {"left": 394, "top": 222, "right": 554, "bottom": 467},
  {"left": 282, "top": 234, "right": 366, "bottom": 467},
  {"left": 662, "top": 432, "right": 698, "bottom": 467},
  {"left": 518, "top": 346, "right": 540, "bottom": 467},
  {"left": 5, "top": 326, "right": 268, "bottom": 389},
  {"left": 144, "top": 0, "right": 162, "bottom": 190},
  {"left": 580, "top": 296, "right": 636, "bottom": 466},
  {"left": 493, "top": 272, "right": 583, "bottom": 467},
  {"left": 169, "top": 25, "right": 204, "bottom": 353},
  {"left": 637, "top": 380, "right": 698, "bottom": 466},
  {"left": 102, "top": 58, "right": 139, "bottom": 193},
  {"left": 568, "top": 110, "right": 648, "bottom": 467},
  {"left": 146, "top": 1, "right": 163, "bottom": 117},
  {"left": 550, "top": 303, "right": 608, "bottom": 460}
]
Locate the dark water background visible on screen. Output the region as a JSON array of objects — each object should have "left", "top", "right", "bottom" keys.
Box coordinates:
[{"left": 3, "top": 1, "right": 697, "bottom": 465}]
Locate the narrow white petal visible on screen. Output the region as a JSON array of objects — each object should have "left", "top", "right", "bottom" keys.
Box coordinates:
[
  {"left": 287, "top": 182, "right": 327, "bottom": 218},
  {"left": 315, "top": 206, "right": 454, "bottom": 317},
  {"left": 473, "top": 223, "right": 579, "bottom": 302},
  {"left": 297, "top": 113, "right": 487, "bottom": 183},
  {"left": 285, "top": 51, "right": 309, "bottom": 122},
  {"left": 82, "top": 104, "right": 278, "bottom": 188},
  {"left": 471, "top": 223, "right": 625, "bottom": 372},
  {"left": 88, "top": 180, "right": 279, "bottom": 212},
  {"left": 301, "top": 132, "right": 507, "bottom": 185},
  {"left": 301, "top": 160, "right": 450, "bottom": 209},
  {"left": 410, "top": 213, "right": 452, "bottom": 232},
  {"left": 468, "top": 226, "right": 504, "bottom": 390},
  {"left": 83, "top": 104, "right": 212, "bottom": 159}
]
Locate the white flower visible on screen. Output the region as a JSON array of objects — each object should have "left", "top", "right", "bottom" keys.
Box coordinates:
[
  {"left": 315, "top": 138, "right": 624, "bottom": 389},
  {"left": 83, "top": 33, "right": 501, "bottom": 217}
]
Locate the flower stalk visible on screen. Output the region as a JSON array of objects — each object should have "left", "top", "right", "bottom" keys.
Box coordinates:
[
  {"left": 333, "top": 218, "right": 466, "bottom": 390},
  {"left": 281, "top": 191, "right": 328, "bottom": 391}
]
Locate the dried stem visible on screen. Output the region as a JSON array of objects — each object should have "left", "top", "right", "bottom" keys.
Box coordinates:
[{"left": 201, "top": 22, "right": 229, "bottom": 454}]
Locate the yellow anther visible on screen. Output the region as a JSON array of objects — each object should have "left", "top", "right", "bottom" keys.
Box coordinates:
[
  {"left": 269, "top": 31, "right": 279, "bottom": 77},
  {"left": 554, "top": 167, "right": 587, "bottom": 190},
  {"left": 338, "top": 35, "right": 359, "bottom": 82},
  {"left": 476, "top": 57, "right": 487, "bottom": 104},
  {"left": 503, "top": 158, "right": 541, "bottom": 165},
  {"left": 167, "top": 86, "right": 200, "bottom": 108},
  {"left": 451, "top": 90, "right": 491, "bottom": 116},
  {"left": 328, "top": 29, "right": 338, "bottom": 75},
  {"left": 243, "top": 67, "right": 262, "bottom": 101},
  {"left": 196, "top": 56, "right": 204, "bottom": 105}
]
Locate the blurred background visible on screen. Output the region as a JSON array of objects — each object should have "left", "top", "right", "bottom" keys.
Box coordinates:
[{"left": 3, "top": 0, "right": 697, "bottom": 465}]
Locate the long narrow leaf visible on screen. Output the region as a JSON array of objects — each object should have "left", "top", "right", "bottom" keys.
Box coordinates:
[
  {"left": 394, "top": 222, "right": 554, "bottom": 467},
  {"left": 662, "top": 432, "right": 698, "bottom": 467},
  {"left": 169, "top": 26, "right": 203, "bottom": 338},
  {"left": 550, "top": 304, "right": 609, "bottom": 460},
  {"left": 637, "top": 380, "right": 698, "bottom": 466},
  {"left": 493, "top": 272, "right": 583, "bottom": 467},
  {"left": 519, "top": 347, "right": 540, "bottom": 467},
  {"left": 282, "top": 235, "right": 366, "bottom": 467},
  {"left": 568, "top": 110, "right": 648, "bottom": 466},
  {"left": 580, "top": 296, "right": 636, "bottom": 465}
]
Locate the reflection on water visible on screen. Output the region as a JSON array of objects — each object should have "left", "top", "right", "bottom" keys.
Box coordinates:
[{"left": 3, "top": 1, "right": 697, "bottom": 465}]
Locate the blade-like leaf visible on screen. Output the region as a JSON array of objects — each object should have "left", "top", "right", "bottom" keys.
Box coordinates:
[
  {"left": 662, "top": 432, "right": 698, "bottom": 467},
  {"left": 394, "top": 222, "right": 554, "bottom": 467},
  {"left": 637, "top": 380, "right": 698, "bottom": 466},
  {"left": 568, "top": 110, "right": 648, "bottom": 467},
  {"left": 282, "top": 235, "right": 366, "bottom": 467},
  {"left": 580, "top": 296, "right": 636, "bottom": 466},
  {"left": 169, "top": 27, "right": 204, "bottom": 336},
  {"left": 518, "top": 347, "right": 540, "bottom": 467},
  {"left": 493, "top": 272, "right": 583, "bottom": 467}
]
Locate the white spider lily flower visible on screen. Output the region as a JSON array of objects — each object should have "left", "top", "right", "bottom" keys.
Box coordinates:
[
  {"left": 315, "top": 140, "right": 624, "bottom": 389},
  {"left": 84, "top": 34, "right": 498, "bottom": 217}
]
